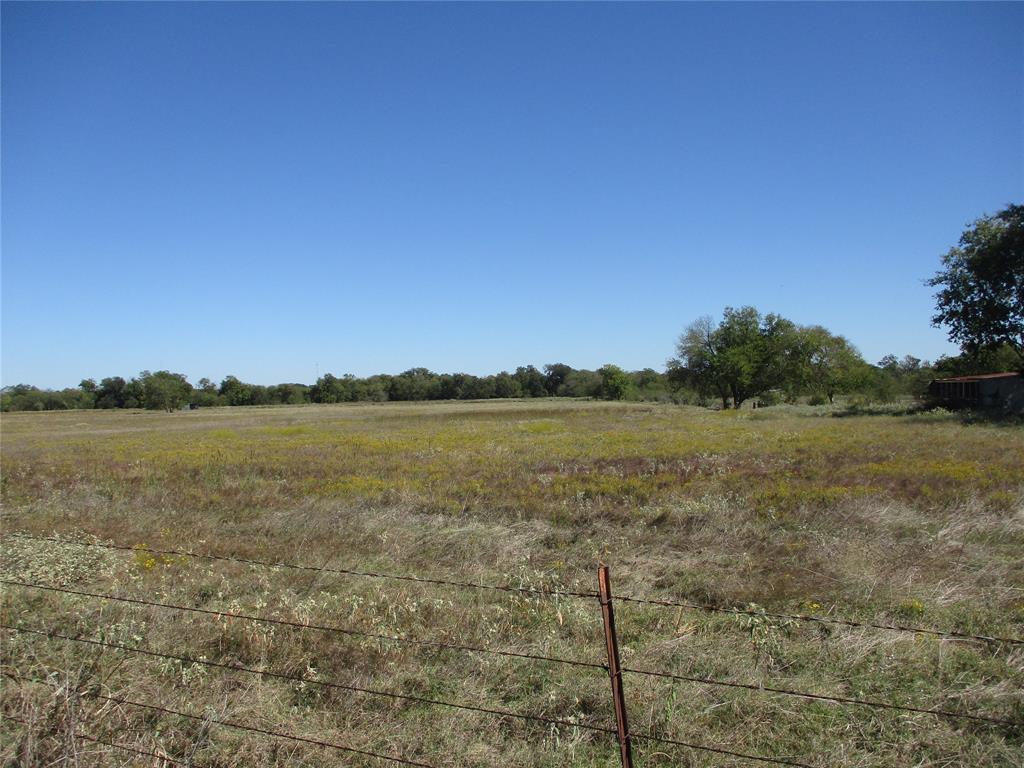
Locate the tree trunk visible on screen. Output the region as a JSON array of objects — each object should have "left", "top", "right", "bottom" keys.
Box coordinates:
[{"left": 730, "top": 384, "right": 743, "bottom": 410}]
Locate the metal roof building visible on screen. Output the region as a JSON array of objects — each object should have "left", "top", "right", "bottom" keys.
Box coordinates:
[{"left": 928, "top": 371, "right": 1024, "bottom": 412}]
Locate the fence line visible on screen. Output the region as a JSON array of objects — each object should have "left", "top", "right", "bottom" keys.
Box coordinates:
[
  {"left": 613, "top": 594, "right": 1024, "bottom": 645},
  {"left": 5, "top": 579, "right": 1015, "bottom": 727},
  {"left": 7, "top": 532, "right": 1020, "bottom": 645},
  {"left": 3, "top": 624, "right": 618, "bottom": 737},
  {"left": 2, "top": 678, "right": 441, "bottom": 768},
  {"left": 2, "top": 714, "right": 191, "bottom": 766},
  {"left": 3, "top": 534, "right": 1021, "bottom": 767},
  {"left": 2, "top": 532, "right": 597, "bottom": 600},
  {"left": 5, "top": 625, "right": 842, "bottom": 768},
  {"left": 620, "top": 665, "right": 1018, "bottom": 726},
  {"left": 628, "top": 731, "right": 816, "bottom": 768},
  {"left": 0, "top": 579, "right": 606, "bottom": 672},
  {"left": 4, "top": 661, "right": 819, "bottom": 768}
]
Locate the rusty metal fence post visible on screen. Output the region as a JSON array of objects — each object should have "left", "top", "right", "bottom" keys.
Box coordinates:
[{"left": 598, "top": 564, "right": 633, "bottom": 768}]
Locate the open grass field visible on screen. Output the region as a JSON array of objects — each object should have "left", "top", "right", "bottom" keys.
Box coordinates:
[{"left": 1, "top": 399, "right": 1022, "bottom": 767}]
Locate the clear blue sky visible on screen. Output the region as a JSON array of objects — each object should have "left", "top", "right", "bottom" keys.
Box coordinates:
[{"left": 2, "top": 2, "right": 1021, "bottom": 389}]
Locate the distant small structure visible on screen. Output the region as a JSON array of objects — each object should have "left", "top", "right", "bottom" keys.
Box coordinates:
[{"left": 928, "top": 372, "right": 1024, "bottom": 412}]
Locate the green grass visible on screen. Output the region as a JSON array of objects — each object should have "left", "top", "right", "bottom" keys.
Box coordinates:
[{"left": 1, "top": 400, "right": 1022, "bottom": 766}]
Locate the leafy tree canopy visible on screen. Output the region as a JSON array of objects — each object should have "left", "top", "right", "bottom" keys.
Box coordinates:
[
  {"left": 598, "top": 364, "right": 632, "bottom": 401},
  {"left": 139, "top": 370, "right": 192, "bottom": 412},
  {"left": 671, "top": 308, "right": 870, "bottom": 408},
  {"left": 928, "top": 204, "right": 1024, "bottom": 364}
]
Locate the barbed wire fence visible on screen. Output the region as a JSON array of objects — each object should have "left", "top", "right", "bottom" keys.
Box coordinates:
[{"left": 1, "top": 532, "right": 1020, "bottom": 767}]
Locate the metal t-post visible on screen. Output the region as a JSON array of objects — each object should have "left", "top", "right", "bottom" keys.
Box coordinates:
[{"left": 598, "top": 564, "right": 633, "bottom": 768}]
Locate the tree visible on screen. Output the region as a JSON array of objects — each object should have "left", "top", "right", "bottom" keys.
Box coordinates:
[
  {"left": 192, "top": 378, "right": 222, "bottom": 408},
  {"left": 94, "top": 376, "right": 129, "bottom": 409},
  {"left": 437, "top": 373, "right": 480, "bottom": 400},
  {"left": 310, "top": 373, "right": 341, "bottom": 403},
  {"left": 560, "top": 369, "right": 601, "bottom": 398},
  {"left": 632, "top": 368, "right": 670, "bottom": 401},
  {"left": 461, "top": 375, "right": 496, "bottom": 400},
  {"left": 219, "top": 375, "right": 253, "bottom": 406},
  {"left": 792, "top": 327, "right": 870, "bottom": 404},
  {"left": 388, "top": 368, "right": 440, "bottom": 401},
  {"left": 598, "top": 364, "right": 633, "bottom": 400},
  {"left": 933, "top": 343, "right": 1021, "bottom": 378},
  {"left": 311, "top": 373, "right": 370, "bottom": 403},
  {"left": 671, "top": 307, "right": 797, "bottom": 409},
  {"left": 272, "top": 383, "right": 309, "bottom": 405},
  {"left": 77, "top": 379, "right": 97, "bottom": 408},
  {"left": 1, "top": 385, "right": 44, "bottom": 411},
  {"left": 872, "top": 354, "right": 936, "bottom": 401},
  {"left": 492, "top": 371, "right": 522, "bottom": 399},
  {"left": 514, "top": 365, "right": 547, "bottom": 398},
  {"left": 543, "top": 363, "right": 573, "bottom": 395},
  {"left": 139, "top": 371, "right": 192, "bottom": 412},
  {"left": 670, "top": 315, "right": 728, "bottom": 406},
  {"left": 928, "top": 204, "right": 1024, "bottom": 364}
]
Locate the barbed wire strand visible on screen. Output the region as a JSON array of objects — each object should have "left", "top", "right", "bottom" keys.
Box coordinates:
[
  {"left": 1, "top": 579, "right": 606, "bottom": 672},
  {"left": 2, "top": 624, "right": 618, "bottom": 737},
  {"left": 3, "top": 681, "right": 439, "bottom": 768},
  {"left": 614, "top": 594, "right": 1023, "bottom": 645},
  {"left": 8, "top": 606, "right": 1015, "bottom": 737},
  {"left": 2, "top": 667, "right": 815, "bottom": 768},
  {"left": 6, "top": 583, "right": 1011, "bottom": 729},
  {"left": 628, "top": 731, "right": 816, "bottom": 768},
  {"left": 4, "top": 675, "right": 818, "bottom": 768},
  {"left": 2, "top": 532, "right": 596, "bottom": 600},
  {"left": 7, "top": 532, "right": 1020, "bottom": 644},
  {"left": 1, "top": 713, "right": 191, "bottom": 766},
  {"left": 620, "top": 666, "right": 1020, "bottom": 727}
]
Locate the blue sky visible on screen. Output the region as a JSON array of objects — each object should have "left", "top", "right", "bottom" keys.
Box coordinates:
[{"left": 2, "top": 2, "right": 1021, "bottom": 388}]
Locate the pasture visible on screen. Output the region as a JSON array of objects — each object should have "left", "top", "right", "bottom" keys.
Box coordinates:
[{"left": 1, "top": 400, "right": 1022, "bottom": 766}]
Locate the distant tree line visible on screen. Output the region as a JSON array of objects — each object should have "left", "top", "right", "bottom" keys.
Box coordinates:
[
  {"left": 3, "top": 328, "right": 1017, "bottom": 413},
  {"left": 1, "top": 363, "right": 671, "bottom": 412}
]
